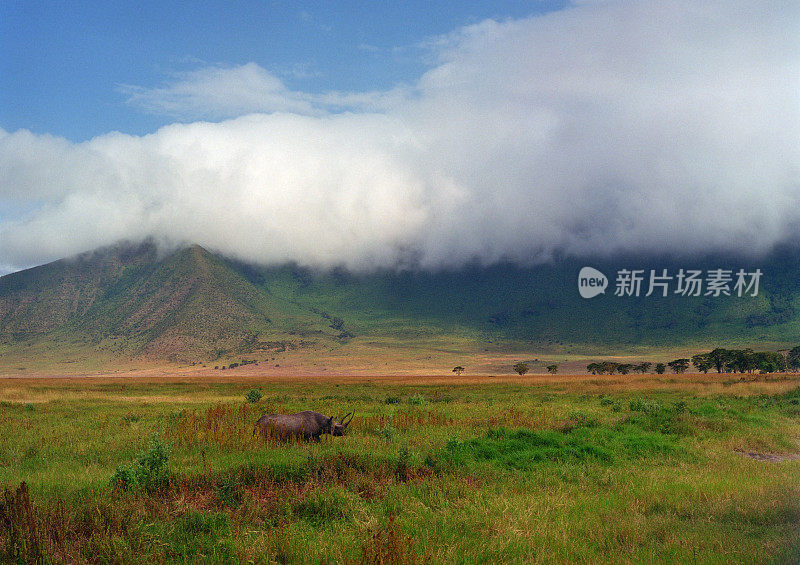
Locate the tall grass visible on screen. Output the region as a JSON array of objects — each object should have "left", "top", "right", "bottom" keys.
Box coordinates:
[{"left": 1, "top": 376, "right": 799, "bottom": 562}]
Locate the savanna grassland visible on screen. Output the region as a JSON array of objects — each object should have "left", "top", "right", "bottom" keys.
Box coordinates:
[{"left": 1, "top": 372, "right": 800, "bottom": 564}]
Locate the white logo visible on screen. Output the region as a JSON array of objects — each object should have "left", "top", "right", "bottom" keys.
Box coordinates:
[{"left": 578, "top": 267, "right": 608, "bottom": 298}]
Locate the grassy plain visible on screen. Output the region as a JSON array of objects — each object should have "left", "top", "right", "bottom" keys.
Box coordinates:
[{"left": 1, "top": 372, "right": 799, "bottom": 563}]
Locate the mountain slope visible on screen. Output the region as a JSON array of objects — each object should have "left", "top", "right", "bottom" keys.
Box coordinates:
[
  {"left": 0, "top": 242, "right": 342, "bottom": 363},
  {"left": 1, "top": 242, "right": 799, "bottom": 371}
]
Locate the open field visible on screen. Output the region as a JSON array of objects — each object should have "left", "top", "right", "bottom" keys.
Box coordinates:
[
  {"left": 0, "top": 337, "right": 749, "bottom": 378},
  {"left": 2, "top": 372, "right": 800, "bottom": 563}
]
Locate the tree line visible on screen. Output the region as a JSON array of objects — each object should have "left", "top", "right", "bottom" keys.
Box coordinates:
[{"left": 587, "top": 346, "right": 800, "bottom": 375}]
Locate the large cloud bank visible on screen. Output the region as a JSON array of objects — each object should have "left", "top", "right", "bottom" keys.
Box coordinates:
[{"left": 1, "top": 1, "right": 799, "bottom": 272}]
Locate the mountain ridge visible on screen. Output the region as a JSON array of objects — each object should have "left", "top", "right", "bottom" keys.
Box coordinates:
[{"left": 1, "top": 241, "right": 799, "bottom": 371}]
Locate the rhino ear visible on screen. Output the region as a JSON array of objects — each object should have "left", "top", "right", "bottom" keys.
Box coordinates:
[{"left": 327, "top": 416, "right": 334, "bottom": 427}]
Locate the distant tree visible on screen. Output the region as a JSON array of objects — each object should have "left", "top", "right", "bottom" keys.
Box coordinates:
[
  {"left": 667, "top": 358, "right": 690, "bottom": 374},
  {"left": 513, "top": 362, "right": 529, "bottom": 376},
  {"left": 633, "top": 362, "right": 652, "bottom": 374},
  {"left": 600, "top": 361, "right": 620, "bottom": 375},
  {"left": 617, "top": 363, "right": 633, "bottom": 375},
  {"left": 788, "top": 346, "right": 800, "bottom": 372},
  {"left": 728, "top": 349, "right": 756, "bottom": 373},
  {"left": 586, "top": 361, "right": 622, "bottom": 375},
  {"left": 546, "top": 364, "right": 558, "bottom": 374},
  {"left": 753, "top": 351, "right": 786, "bottom": 373},
  {"left": 691, "top": 353, "right": 713, "bottom": 373},
  {"left": 452, "top": 366, "right": 465, "bottom": 376},
  {"left": 708, "top": 348, "right": 732, "bottom": 373},
  {"left": 654, "top": 363, "right": 666, "bottom": 374}
]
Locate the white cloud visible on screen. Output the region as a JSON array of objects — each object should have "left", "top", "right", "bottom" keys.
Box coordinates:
[
  {"left": 118, "top": 63, "right": 319, "bottom": 119},
  {"left": 2, "top": 0, "right": 799, "bottom": 272},
  {"left": 119, "top": 62, "right": 406, "bottom": 118}
]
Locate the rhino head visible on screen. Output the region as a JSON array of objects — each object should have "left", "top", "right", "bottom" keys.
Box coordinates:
[{"left": 330, "top": 412, "right": 354, "bottom": 436}]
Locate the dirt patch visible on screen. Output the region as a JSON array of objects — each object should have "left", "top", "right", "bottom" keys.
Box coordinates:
[{"left": 734, "top": 448, "right": 800, "bottom": 462}]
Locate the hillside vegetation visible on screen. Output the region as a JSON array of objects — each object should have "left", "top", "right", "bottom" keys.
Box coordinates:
[{"left": 1, "top": 242, "right": 799, "bottom": 370}]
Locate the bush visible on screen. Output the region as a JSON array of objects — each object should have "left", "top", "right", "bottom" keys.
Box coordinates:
[
  {"left": 244, "top": 389, "right": 262, "bottom": 403},
  {"left": 110, "top": 464, "right": 136, "bottom": 490},
  {"left": 135, "top": 436, "right": 170, "bottom": 492},
  {"left": 407, "top": 394, "right": 427, "bottom": 406},
  {"left": 384, "top": 396, "right": 401, "bottom": 405},
  {"left": 111, "top": 435, "right": 171, "bottom": 492},
  {"left": 629, "top": 398, "right": 662, "bottom": 414}
]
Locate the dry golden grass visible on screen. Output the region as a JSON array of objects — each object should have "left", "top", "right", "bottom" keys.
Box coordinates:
[{"left": 3, "top": 370, "right": 800, "bottom": 404}]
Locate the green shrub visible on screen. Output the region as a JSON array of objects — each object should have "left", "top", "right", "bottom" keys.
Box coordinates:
[
  {"left": 135, "top": 435, "right": 170, "bottom": 492},
  {"left": 408, "top": 394, "right": 427, "bottom": 406},
  {"left": 110, "top": 435, "right": 171, "bottom": 492},
  {"left": 244, "top": 389, "right": 262, "bottom": 403},
  {"left": 629, "top": 398, "right": 662, "bottom": 414},
  {"left": 384, "top": 396, "right": 401, "bottom": 405},
  {"left": 110, "top": 464, "right": 136, "bottom": 490}
]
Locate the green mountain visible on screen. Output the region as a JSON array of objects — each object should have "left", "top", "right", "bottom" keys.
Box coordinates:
[
  {"left": 1, "top": 242, "right": 799, "bottom": 370},
  {"left": 0, "top": 243, "right": 342, "bottom": 366}
]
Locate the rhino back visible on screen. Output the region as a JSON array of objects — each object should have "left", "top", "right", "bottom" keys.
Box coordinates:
[{"left": 256, "top": 412, "right": 327, "bottom": 438}]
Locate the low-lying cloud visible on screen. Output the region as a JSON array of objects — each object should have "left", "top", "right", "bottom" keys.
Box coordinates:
[{"left": 1, "top": 0, "right": 799, "bottom": 273}]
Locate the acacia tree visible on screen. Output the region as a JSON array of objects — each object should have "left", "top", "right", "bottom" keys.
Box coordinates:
[
  {"left": 452, "top": 366, "right": 465, "bottom": 376},
  {"left": 546, "top": 364, "right": 558, "bottom": 374},
  {"left": 654, "top": 362, "right": 666, "bottom": 374},
  {"left": 691, "top": 353, "right": 713, "bottom": 373},
  {"left": 513, "top": 362, "right": 529, "bottom": 376},
  {"left": 708, "top": 348, "right": 732, "bottom": 373},
  {"left": 788, "top": 346, "right": 800, "bottom": 372},
  {"left": 667, "top": 358, "right": 690, "bottom": 374}
]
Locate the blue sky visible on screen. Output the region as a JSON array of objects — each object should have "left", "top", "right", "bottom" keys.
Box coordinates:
[
  {"left": 1, "top": 1, "right": 566, "bottom": 141},
  {"left": 0, "top": 1, "right": 797, "bottom": 274}
]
